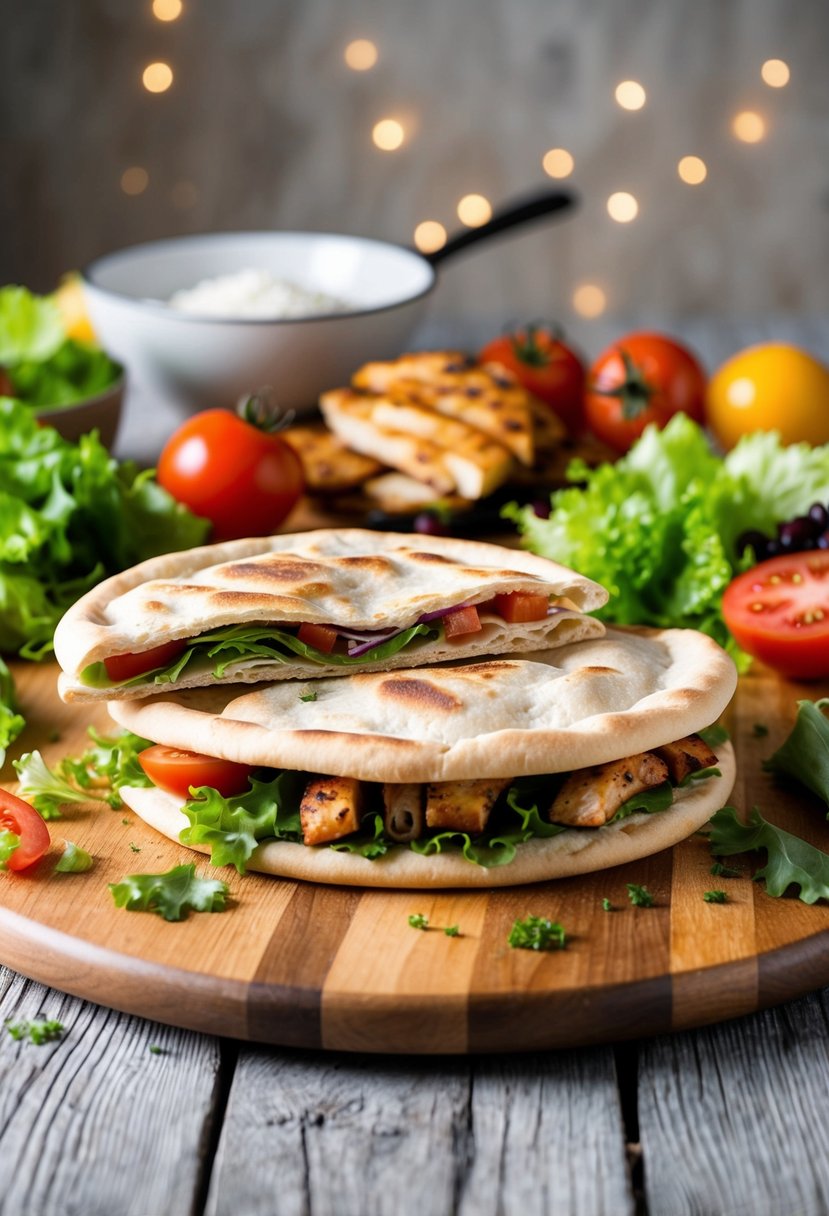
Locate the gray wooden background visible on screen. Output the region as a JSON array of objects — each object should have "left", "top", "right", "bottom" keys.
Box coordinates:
[{"left": 4, "top": 0, "right": 829, "bottom": 335}]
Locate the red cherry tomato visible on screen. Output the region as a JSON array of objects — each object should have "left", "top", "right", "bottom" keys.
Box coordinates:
[
  {"left": 297, "top": 622, "right": 338, "bottom": 653},
  {"left": 157, "top": 407, "right": 304, "bottom": 541},
  {"left": 722, "top": 553, "right": 829, "bottom": 679},
  {"left": 138, "top": 745, "right": 254, "bottom": 799},
  {"left": 584, "top": 333, "right": 706, "bottom": 453},
  {"left": 492, "top": 592, "right": 550, "bottom": 623},
  {"left": 0, "top": 790, "right": 50, "bottom": 872},
  {"left": 104, "top": 639, "right": 188, "bottom": 683},
  {"left": 443, "top": 605, "right": 482, "bottom": 640},
  {"left": 479, "top": 325, "right": 586, "bottom": 435}
]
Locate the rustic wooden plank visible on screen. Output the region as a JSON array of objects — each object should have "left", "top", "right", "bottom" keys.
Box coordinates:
[
  {"left": 0, "top": 966, "right": 222, "bottom": 1216},
  {"left": 205, "top": 1046, "right": 632, "bottom": 1216},
  {"left": 639, "top": 992, "right": 829, "bottom": 1216}
]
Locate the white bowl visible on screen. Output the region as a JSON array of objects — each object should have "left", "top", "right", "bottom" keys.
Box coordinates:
[{"left": 83, "top": 232, "right": 436, "bottom": 415}]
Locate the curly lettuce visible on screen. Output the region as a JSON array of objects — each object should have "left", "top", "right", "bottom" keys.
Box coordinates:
[{"left": 505, "top": 415, "right": 829, "bottom": 666}]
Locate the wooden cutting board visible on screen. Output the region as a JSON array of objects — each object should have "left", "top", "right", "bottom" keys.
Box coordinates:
[{"left": 1, "top": 660, "right": 828, "bottom": 1054}]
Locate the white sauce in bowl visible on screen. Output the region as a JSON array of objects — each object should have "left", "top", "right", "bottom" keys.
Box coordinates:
[{"left": 168, "top": 268, "right": 352, "bottom": 318}]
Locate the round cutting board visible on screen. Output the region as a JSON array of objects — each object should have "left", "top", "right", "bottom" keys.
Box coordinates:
[{"left": 1, "top": 661, "right": 829, "bottom": 1054}]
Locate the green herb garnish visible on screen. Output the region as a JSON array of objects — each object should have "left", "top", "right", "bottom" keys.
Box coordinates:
[
  {"left": 14, "top": 729, "right": 153, "bottom": 818},
  {"left": 703, "top": 889, "right": 728, "bottom": 903},
  {"left": 709, "top": 805, "right": 829, "bottom": 904},
  {"left": 299, "top": 690, "right": 318, "bottom": 702},
  {"left": 601, "top": 897, "right": 613, "bottom": 912},
  {"left": 5, "top": 1017, "right": 64, "bottom": 1045},
  {"left": 626, "top": 883, "right": 655, "bottom": 908},
  {"left": 408, "top": 913, "right": 429, "bottom": 931},
  {"left": 710, "top": 860, "right": 742, "bottom": 878},
  {"left": 507, "top": 915, "right": 566, "bottom": 951},
  {"left": 763, "top": 698, "right": 829, "bottom": 810},
  {"left": 444, "top": 925, "right": 460, "bottom": 937}
]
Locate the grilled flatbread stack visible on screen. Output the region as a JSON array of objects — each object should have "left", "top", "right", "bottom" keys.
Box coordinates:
[
  {"left": 54, "top": 530, "right": 607, "bottom": 701},
  {"left": 317, "top": 351, "right": 565, "bottom": 506},
  {"left": 109, "top": 627, "right": 738, "bottom": 888}
]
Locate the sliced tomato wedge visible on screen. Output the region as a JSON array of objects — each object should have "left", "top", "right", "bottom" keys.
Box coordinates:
[
  {"left": 443, "top": 604, "right": 482, "bottom": 640},
  {"left": 722, "top": 553, "right": 829, "bottom": 678},
  {"left": 0, "top": 790, "right": 50, "bottom": 872},
  {"left": 104, "top": 639, "right": 188, "bottom": 683},
  {"left": 297, "top": 622, "right": 338, "bottom": 654},
  {"left": 493, "top": 592, "right": 550, "bottom": 623},
  {"left": 138, "top": 746, "right": 254, "bottom": 799}
]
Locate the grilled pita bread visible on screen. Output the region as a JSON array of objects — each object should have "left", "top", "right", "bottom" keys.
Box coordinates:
[
  {"left": 111, "top": 627, "right": 737, "bottom": 888},
  {"left": 54, "top": 530, "right": 607, "bottom": 702}
]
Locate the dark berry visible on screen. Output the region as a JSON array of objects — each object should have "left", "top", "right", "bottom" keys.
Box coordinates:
[
  {"left": 778, "top": 517, "right": 817, "bottom": 547},
  {"left": 809, "top": 503, "right": 829, "bottom": 529},
  {"left": 413, "top": 512, "right": 449, "bottom": 536},
  {"left": 818, "top": 532, "right": 829, "bottom": 550}
]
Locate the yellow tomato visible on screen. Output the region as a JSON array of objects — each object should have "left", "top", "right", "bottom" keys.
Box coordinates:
[
  {"left": 52, "top": 273, "right": 97, "bottom": 344},
  {"left": 707, "top": 343, "right": 829, "bottom": 449}
]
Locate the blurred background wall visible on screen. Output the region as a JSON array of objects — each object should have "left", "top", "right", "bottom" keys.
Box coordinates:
[{"left": 4, "top": 0, "right": 829, "bottom": 338}]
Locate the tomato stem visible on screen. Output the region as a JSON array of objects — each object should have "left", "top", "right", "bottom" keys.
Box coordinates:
[
  {"left": 507, "top": 322, "right": 566, "bottom": 368},
  {"left": 237, "top": 391, "right": 296, "bottom": 433},
  {"left": 591, "top": 348, "right": 654, "bottom": 420}
]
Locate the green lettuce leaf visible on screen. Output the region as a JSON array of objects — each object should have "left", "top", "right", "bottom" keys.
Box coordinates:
[
  {"left": 0, "top": 828, "right": 20, "bottom": 869},
  {"left": 180, "top": 772, "right": 307, "bottom": 873},
  {"left": 55, "top": 841, "right": 94, "bottom": 873},
  {"left": 9, "top": 340, "right": 120, "bottom": 409},
  {"left": 708, "top": 805, "right": 829, "bottom": 904},
  {"left": 14, "top": 729, "right": 153, "bottom": 818},
  {"left": 505, "top": 414, "right": 829, "bottom": 665},
  {"left": 0, "top": 399, "right": 209, "bottom": 656},
  {"left": 329, "top": 814, "right": 389, "bottom": 859},
  {"left": 109, "top": 863, "right": 229, "bottom": 921},
  {"left": 763, "top": 698, "right": 829, "bottom": 809},
  {"left": 607, "top": 781, "right": 674, "bottom": 820},
  {"left": 0, "top": 287, "right": 64, "bottom": 364},
  {"left": 81, "top": 622, "right": 439, "bottom": 690},
  {"left": 0, "top": 657, "right": 24, "bottom": 771}
]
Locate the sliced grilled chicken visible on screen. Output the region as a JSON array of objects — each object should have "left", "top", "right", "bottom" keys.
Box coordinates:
[
  {"left": 300, "top": 776, "right": 364, "bottom": 846},
  {"left": 425, "top": 778, "right": 510, "bottom": 834},
  {"left": 654, "top": 734, "right": 719, "bottom": 784},
  {"left": 549, "top": 753, "right": 669, "bottom": 828},
  {"left": 382, "top": 782, "right": 424, "bottom": 842}
]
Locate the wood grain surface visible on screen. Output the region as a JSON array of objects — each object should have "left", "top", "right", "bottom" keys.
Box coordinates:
[{"left": 1, "top": 659, "right": 829, "bottom": 1055}]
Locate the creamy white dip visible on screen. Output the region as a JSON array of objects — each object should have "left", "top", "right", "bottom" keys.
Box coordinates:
[{"left": 168, "top": 269, "right": 352, "bottom": 318}]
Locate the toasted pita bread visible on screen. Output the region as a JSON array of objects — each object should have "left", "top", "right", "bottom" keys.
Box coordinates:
[
  {"left": 119, "top": 744, "right": 734, "bottom": 888},
  {"left": 55, "top": 530, "right": 607, "bottom": 702},
  {"left": 111, "top": 627, "right": 737, "bottom": 888},
  {"left": 107, "top": 627, "right": 736, "bottom": 781}
]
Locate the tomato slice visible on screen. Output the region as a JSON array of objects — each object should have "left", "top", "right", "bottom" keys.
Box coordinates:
[
  {"left": 297, "top": 622, "right": 338, "bottom": 653},
  {"left": 443, "top": 605, "right": 482, "bottom": 640},
  {"left": 722, "top": 553, "right": 829, "bottom": 678},
  {"left": 138, "top": 746, "right": 254, "bottom": 799},
  {"left": 0, "top": 790, "right": 50, "bottom": 872},
  {"left": 104, "top": 639, "right": 188, "bottom": 683},
  {"left": 493, "top": 592, "right": 550, "bottom": 623}
]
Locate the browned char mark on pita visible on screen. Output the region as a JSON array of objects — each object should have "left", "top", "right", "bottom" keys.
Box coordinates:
[{"left": 378, "top": 677, "right": 464, "bottom": 713}]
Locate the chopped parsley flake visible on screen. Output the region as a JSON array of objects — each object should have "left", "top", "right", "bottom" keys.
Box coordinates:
[
  {"left": 703, "top": 889, "right": 728, "bottom": 903},
  {"left": 601, "top": 897, "right": 614, "bottom": 912},
  {"left": 129, "top": 843, "right": 141, "bottom": 853},
  {"left": 408, "top": 913, "right": 429, "bottom": 930},
  {"left": 710, "top": 860, "right": 742, "bottom": 878},
  {"left": 444, "top": 925, "right": 460, "bottom": 937},
  {"left": 626, "top": 883, "right": 655, "bottom": 908},
  {"left": 299, "top": 691, "right": 318, "bottom": 702},
  {"left": 507, "top": 915, "right": 566, "bottom": 951},
  {"left": 5, "top": 1017, "right": 64, "bottom": 1045},
  {"left": 148, "top": 1044, "right": 166, "bottom": 1055}
]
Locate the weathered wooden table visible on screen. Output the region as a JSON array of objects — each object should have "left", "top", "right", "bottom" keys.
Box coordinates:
[{"left": 2, "top": 317, "right": 829, "bottom": 1216}]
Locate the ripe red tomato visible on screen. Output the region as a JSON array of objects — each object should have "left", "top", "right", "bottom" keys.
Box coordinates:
[
  {"left": 297, "top": 622, "right": 338, "bottom": 653},
  {"left": 492, "top": 592, "right": 549, "bottom": 623},
  {"left": 443, "top": 605, "right": 482, "bottom": 639},
  {"left": 0, "top": 790, "right": 50, "bottom": 872},
  {"left": 478, "top": 325, "right": 586, "bottom": 435},
  {"left": 722, "top": 553, "right": 829, "bottom": 679},
  {"left": 157, "top": 407, "right": 304, "bottom": 541},
  {"left": 138, "top": 745, "right": 254, "bottom": 799},
  {"left": 584, "top": 333, "right": 706, "bottom": 453},
  {"left": 104, "top": 640, "right": 187, "bottom": 683}
]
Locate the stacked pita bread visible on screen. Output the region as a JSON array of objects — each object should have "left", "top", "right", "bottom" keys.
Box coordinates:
[{"left": 53, "top": 529, "right": 737, "bottom": 887}]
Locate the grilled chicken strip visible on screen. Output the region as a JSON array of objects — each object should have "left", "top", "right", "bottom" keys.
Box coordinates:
[
  {"left": 549, "top": 753, "right": 669, "bottom": 828},
  {"left": 300, "top": 776, "right": 364, "bottom": 846},
  {"left": 653, "top": 734, "right": 718, "bottom": 784},
  {"left": 382, "top": 782, "right": 425, "bottom": 842},
  {"left": 425, "top": 778, "right": 511, "bottom": 834}
]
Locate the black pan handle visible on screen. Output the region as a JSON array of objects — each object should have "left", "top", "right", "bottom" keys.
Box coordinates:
[{"left": 422, "top": 187, "right": 577, "bottom": 267}]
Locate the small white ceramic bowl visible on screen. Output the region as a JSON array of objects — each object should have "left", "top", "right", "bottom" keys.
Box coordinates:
[
  {"left": 83, "top": 232, "right": 434, "bottom": 415},
  {"left": 82, "top": 192, "right": 576, "bottom": 416}
]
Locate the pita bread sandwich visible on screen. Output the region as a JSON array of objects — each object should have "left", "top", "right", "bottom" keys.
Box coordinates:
[
  {"left": 53, "top": 530, "right": 607, "bottom": 702},
  {"left": 108, "top": 626, "right": 738, "bottom": 889}
]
